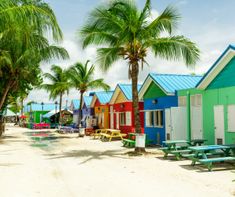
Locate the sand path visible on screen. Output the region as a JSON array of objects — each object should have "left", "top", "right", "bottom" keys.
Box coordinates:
[{"left": 0, "top": 125, "right": 234, "bottom": 197}]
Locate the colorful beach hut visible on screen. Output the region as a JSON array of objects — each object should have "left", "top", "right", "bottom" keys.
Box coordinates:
[
  {"left": 109, "top": 84, "right": 144, "bottom": 134},
  {"left": 178, "top": 44, "right": 235, "bottom": 145},
  {"left": 90, "top": 91, "right": 114, "bottom": 129},
  {"left": 24, "top": 103, "right": 56, "bottom": 127},
  {"left": 70, "top": 99, "right": 80, "bottom": 125},
  {"left": 81, "top": 95, "right": 94, "bottom": 128},
  {"left": 138, "top": 73, "right": 202, "bottom": 145}
]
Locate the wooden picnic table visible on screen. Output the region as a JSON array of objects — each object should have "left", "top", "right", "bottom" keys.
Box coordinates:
[
  {"left": 188, "top": 145, "right": 235, "bottom": 171},
  {"left": 91, "top": 129, "right": 107, "bottom": 139},
  {"left": 100, "top": 129, "right": 126, "bottom": 142},
  {"left": 161, "top": 140, "right": 191, "bottom": 160},
  {"left": 122, "top": 133, "right": 136, "bottom": 147},
  {"left": 122, "top": 133, "right": 154, "bottom": 148},
  {"left": 190, "top": 139, "right": 207, "bottom": 146}
]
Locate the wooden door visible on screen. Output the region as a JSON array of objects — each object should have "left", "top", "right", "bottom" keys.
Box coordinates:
[
  {"left": 190, "top": 94, "right": 203, "bottom": 140},
  {"left": 171, "top": 107, "right": 187, "bottom": 140},
  {"left": 165, "top": 108, "right": 172, "bottom": 140},
  {"left": 214, "top": 105, "right": 225, "bottom": 145}
]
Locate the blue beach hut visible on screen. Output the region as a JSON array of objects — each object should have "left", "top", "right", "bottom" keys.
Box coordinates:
[{"left": 139, "top": 73, "right": 202, "bottom": 145}]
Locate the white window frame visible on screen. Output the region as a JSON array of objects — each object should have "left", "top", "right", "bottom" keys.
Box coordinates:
[
  {"left": 145, "top": 110, "right": 163, "bottom": 128},
  {"left": 145, "top": 111, "right": 153, "bottom": 127},
  {"left": 190, "top": 94, "right": 202, "bottom": 107},
  {"left": 178, "top": 96, "right": 187, "bottom": 107},
  {"left": 125, "top": 111, "right": 132, "bottom": 126},
  {"left": 119, "top": 112, "right": 125, "bottom": 126}
]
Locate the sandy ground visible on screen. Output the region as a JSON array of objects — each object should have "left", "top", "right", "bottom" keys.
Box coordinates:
[{"left": 0, "top": 125, "right": 234, "bottom": 197}]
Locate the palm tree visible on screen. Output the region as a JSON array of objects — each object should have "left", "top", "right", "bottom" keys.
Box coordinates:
[
  {"left": 41, "top": 65, "right": 71, "bottom": 124},
  {"left": 0, "top": 0, "right": 69, "bottom": 111},
  {"left": 80, "top": 0, "right": 200, "bottom": 152},
  {"left": 68, "top": 60, "right": 110, "bottom": 126}
]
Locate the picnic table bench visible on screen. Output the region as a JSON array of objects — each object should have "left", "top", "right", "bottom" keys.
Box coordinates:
[
  {"left": 160, "top": 139, "right": 207, "bottom": 160},
  {"left": 90, "top": 129, "right": 107, "bottom": 139},
  {"left": 188, "top": 145, "right": 235, "bottom": 171},
  {"left": 161, "top": 140, "right": 191, "bottom": 160},
  {"left": 122, "top": 133, "right": 154, "bottom": 148},
  {"left": 100, "top": 129, "right": 126, "bottom": 142}
]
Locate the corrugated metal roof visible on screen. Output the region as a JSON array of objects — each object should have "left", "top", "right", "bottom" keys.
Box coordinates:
[
  {"left": 83, "top": 96, "right": 93, "bottom": 107},
  {"left": 3, "top": 109, "right": 16, "bottom": 116},
  {"left": 25, "top": 103, "right": 56, "bottom": 112},
  {"left": 149, "top": 73, "right": 202, "bottom": 94},
  {"left": 96, "top": 91, "right": 114, "bottom": 104},
  {"left": 118, "top": 84, "right": 142, "bottom": 100},
  {"left": 43, "top": 108, "right": 72, "bottom": 118},
  {"left": 72, "top": 99, "right": 80, "bottom": 110}
]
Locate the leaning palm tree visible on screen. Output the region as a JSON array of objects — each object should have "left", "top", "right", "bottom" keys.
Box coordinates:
[
  {"left": 41, "top": 65, "right": 71, "bottom": 124},
  {"left": 80, "top": 0, "right": 200, "bottom": 152},
  {"left": 68, "top": 60, "right": 110, "bottom": 126}
]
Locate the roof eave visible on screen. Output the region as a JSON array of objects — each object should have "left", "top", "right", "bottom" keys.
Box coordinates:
[{"left": 197, "top": 45, "right": 235, "bottom": 90}]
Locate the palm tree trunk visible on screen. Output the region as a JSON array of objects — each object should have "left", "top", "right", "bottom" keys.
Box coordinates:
[
  {"left": 78, "top": 91, "right": 84, "bottom": 127},
  {"left": 59, "top": 92, "right": 63, "bottom": 125},
  {"left": 20, "top": 98, "right": 24, "bottom": 115},
  {"left": 0, "top": 80, "right": 13, "bottom": 110},
  {"left": 131, "top": 63, "right": 145, "bottom": 152}
]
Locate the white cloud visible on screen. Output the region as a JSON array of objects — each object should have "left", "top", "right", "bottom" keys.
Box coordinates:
[{"left": 26, "top": 7, "right": 235, "bottom": 106}]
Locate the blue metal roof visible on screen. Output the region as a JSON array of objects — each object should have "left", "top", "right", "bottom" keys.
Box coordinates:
[
  {"left": 149, "top": 73, "right": 202, "bottom": 94},
  {"left": 96, "top": 91, "right": 114, "bottom": 104},
  {"left": 72, "top": 99, "right": 80, "bottom": 110},
  {"left": 196, "top": 44, "right": 235, "bottom": 88},
  {"left": 25, "top": 103, "right": 56, "bottom": 112},
  {"left": 43, "top": 108, "right": 72, "bottom": 118},
  {"left": 83, "top": 96, "right": 93, "bottom": 107},
  {"left": 118, "top": 84, "right": 142, "bottom": 100},
  {"left": 3, "top": 109, "right": 16, "bottom": 116}
]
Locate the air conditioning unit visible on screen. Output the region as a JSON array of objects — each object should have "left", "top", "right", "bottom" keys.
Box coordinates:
[{"left": 216, "top": 138, "right": 223, "bottom": 145}]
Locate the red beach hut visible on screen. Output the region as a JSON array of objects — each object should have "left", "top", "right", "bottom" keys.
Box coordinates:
[{"left": 109, "top": 84, "right": 144, "bottom": 135}]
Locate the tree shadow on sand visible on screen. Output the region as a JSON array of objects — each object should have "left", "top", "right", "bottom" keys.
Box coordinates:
[
  {"left": 0, "top": 162, "right": 22, "bottom": 167},
  {"left": 45, "top": 149, "right": 131, "bottom": 164}
]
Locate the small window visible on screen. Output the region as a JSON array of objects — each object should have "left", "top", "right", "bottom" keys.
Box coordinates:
[
  {"left": 191, "top": 94, "right": 202, "bottom": 107},
  {"left": 154, "top": 110, "right": 163, "bottom": 127},
  {"left": 145, "top": 111, "right": 154, "bottom": 127},
  {"left": 120, "top": 112, "right": 125, "bottom": 126},
  {"left": 178, "top": 96, "right": 187, "bottom": 106},
  {"left": 146, "top": 110, "right": 163, "bottom": 127},
  {"left": 125, "top": 112, "right": 132, "bottom": 126}
]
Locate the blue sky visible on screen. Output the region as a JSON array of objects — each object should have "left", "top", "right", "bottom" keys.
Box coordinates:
[{"left": 27, "top": 0, "right": 235, "bottom": 104}]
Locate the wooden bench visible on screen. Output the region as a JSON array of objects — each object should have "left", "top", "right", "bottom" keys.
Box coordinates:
[
  {"left": 122, "top": 139, "right": 135, "bottom": 147},
  {"left": 199, "top": 157, "right": 235, "bottom": 171},
  {"left": 91, "top": 129, "right": 107, "bottom": 139},
  {"left": 160, "top": 146, "right": 187, "bottom": 158},
  {"left": 170, "top": 149, "right": 192, "bottom": 160},
  {"left": 100, "top": 132, "right": 126, "bottom": 142}
]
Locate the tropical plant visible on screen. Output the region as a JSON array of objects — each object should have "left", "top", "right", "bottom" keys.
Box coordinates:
[
  {"left": 0, "top": 0, "right": 69, "bottom": 112},
  {"left": 41, "top": 65, "right": 71, "bottom": 124},
  {"left": 80, "top": 0, "right": 200, "bottom": 151},
  {"left": 68, "top": 60, "right": 110, "bottom": 126}
]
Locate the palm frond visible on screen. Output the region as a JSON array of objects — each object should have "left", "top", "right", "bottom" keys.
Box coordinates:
[
  {"left": 145, "top": 5, "right": 180, "bottom": 37},
  {"left": 149, "top": 36, "right": 200, "bottom": 66},
  {"left": 97, "top": 47, "right": 123, "bottom": 71}
]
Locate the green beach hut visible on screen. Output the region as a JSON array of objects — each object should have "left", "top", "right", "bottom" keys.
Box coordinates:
[{"left": 178, "top": 45, "right": 235, "bottom": 145}]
